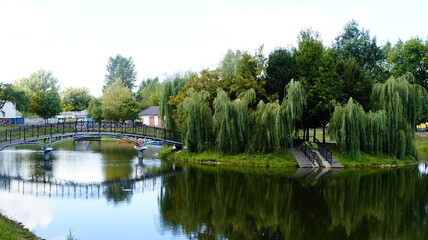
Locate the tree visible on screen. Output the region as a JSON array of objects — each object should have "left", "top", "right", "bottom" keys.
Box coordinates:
[
  {"left": 387, "top": 37, "right": 428, "bottom": 90},
  {"left": 102, "top": 78, "right": 139, "bottom": 121},
  {"left": 333, "top": 20, "right": 387, "bottom": 82},
  {"left": 61, "top": 87, "right": 92, "bottom": 111},
  {"left": 0, "top": 83, "right": 29, "bottom": 114},
  {"left": 87, "top": 98, "right": 103, "bottom": 121},
  {"left": 15, "top": 69, "right": 59, "bottom": 94},
  {"left": 104, "top": 54, "right": 137, "bottom": 91},
  {"left": 335, "top": 57, "right": 373, "bottom": 109},
  {"left": 328, "top": 73, "right": 428, "bottom": 159},
  {"left": 15, "top": 69, "right": 61, "bottom": 118},
  {"left": 135, "top": 77, "right": 162, "bottom": 107},
  {"left": 265, "top": 48, "right": 294, "bottom": 101},
  {"left": 177, "top": 88, "right": 213, "bottom": 152},
  {"left": 219, "top": 49, "right": 243, "bottom": 80},
  {"left": 293, "top": 28, "right": 340, "bottom": 136},
  {"left": 28, "top": 90, "right": 61, "bottom": 119}
]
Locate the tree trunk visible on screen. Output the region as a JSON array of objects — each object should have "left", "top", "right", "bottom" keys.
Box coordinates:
[
  {"left": 313, "top": 128, "right": 316, "bottom": 142},
  {"left": 323, "top": 127, "right": 326, "bottom": 144}
]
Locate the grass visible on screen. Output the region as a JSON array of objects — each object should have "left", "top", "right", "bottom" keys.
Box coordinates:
[
  {"left": 159, "top": 147, "right": 298, "bottom": 168},
  {"left": 415, "top": 132, "right": 428, "bottom": 161},
  {"left": 0, "top": 214, "right": 40, "bottom": 240},
  {"left": 326, "top": 143, "right": 418, "bottom": 167}
]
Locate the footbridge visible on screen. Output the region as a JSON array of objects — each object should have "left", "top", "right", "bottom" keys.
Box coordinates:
[{"left": 0, "top": 121, "right": 182, "bottom": 158}]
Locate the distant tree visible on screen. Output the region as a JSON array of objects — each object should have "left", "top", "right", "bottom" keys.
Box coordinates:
[
  {"left": 387, "top": 37, "right": 428, "bottom": 90},
  {"left": 102, "top": 78, "right": 139, "bottom": 121},
  {"left": 333, "top": 20, "right": 387, "bottom": 82},
  {"left": 87, "top": 98, "right": 103, "bottom": 121},
  {"left": 135, "top": 77, "right": 162, "bottom": 107},
  {"left": 29, "top": 90, "right": 61, "bottom": 119},
  {"left": 219, "top": 49, "right": 243, "bottom": 80},
  {"left": 0, "top": 83, "right": 29, "bottom": 114},
  {"left": 104, "top": 54, "right": 137, "bottom": 91},
  {"left": 61, "top": 87, "right": 92, "bottom": 111},
  {"left": 265, "top": 48, "right": 294, "bottom": 101},
  {"left": 16, "top": 70, "right": 61, "bottom": 118},
  {"left": 15, "top": 69, "right": 59, "bottom": 94},
  {"left": 231, "top": 46, "right": 267, "bottom": 101}
]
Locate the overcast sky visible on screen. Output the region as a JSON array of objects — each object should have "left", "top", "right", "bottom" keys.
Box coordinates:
[{"left": 0, "top": 0, "right": 427, "bottom": 97}]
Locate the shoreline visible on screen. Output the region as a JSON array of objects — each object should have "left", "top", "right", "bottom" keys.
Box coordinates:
[
  {"left": 159, "top": 148, "right": 421, "bottom": 169},
  {"left": 0, "top": 213, "right": 44, "bottom": 240}
]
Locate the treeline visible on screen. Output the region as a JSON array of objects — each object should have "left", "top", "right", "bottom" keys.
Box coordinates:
[{"left": 157, "top": 20, "right": 428, "bottom": 158}]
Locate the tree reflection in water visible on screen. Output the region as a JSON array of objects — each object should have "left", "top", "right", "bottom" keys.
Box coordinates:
[{"left": 159, "top": 166, "right": 428, "bottom": 240}]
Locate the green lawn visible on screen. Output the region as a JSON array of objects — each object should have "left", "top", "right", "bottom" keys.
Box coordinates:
[
  {"left": 159, "top": 147, "right": 298, "bottom": 168},
  {"left": 0, "top": 214, "right": 40, "bottom": 240}
]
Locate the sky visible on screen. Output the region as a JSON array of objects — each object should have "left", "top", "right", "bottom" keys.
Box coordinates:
[{"left": 0, "top": 0, "right": 427, "bottom": 97}]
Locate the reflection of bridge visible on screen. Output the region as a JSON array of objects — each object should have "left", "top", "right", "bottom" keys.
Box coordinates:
[
  {"left": 0, "top": 121, "right": 183, "bottom": 158},
  {"left": 0, "top": 167, "right": 183, "bottom": 199}
]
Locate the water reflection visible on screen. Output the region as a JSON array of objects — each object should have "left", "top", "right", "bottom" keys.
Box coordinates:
[
  {"left": 0, "top": 142, "right": 181, "bottom": 203},
  {"left": 160, "top": 165, "right": 428, "bottom": 240}
]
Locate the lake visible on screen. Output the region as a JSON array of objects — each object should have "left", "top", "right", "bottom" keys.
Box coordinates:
[{"left": 0, "top": 141, "right": 427, "bottom": 240}]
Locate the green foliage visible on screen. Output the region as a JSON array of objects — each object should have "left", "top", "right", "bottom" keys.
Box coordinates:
[
  {"left": 333, "top": 20, "right": 386, "bottom": 81},
  {"left": 101, "top": 79, "right": 139, "bottom": 121},
  {"left": 265, "top": 48, "right": 294, "bottom": 101},
  {"left": 159, "top": 73, "right": 191, "bottom": 130},
  {"left": 0, "top": 83, "right": 29, "bottom": 113},
  {"left": 61, "top": 87, "right": 92, "bottom": 111},
  {"left": 136, "top": 77, "right": 162, "bottom": 107},
  {"left": 177, "top": 88, "right": 213, "bottom": 152},
  {"left": 104, "top": 54, "right": 137, "bottom": 90},
  {"left": 387, "top": 37, "right": 428, "bottom": 90},
  {"left": 294, "top": 29, "right": 339, "bottom": 128},
  {"left": 28, "top": 90, "right": 61, "bottom": 119},
  {"left": 219, "top": 49, "right": 243, "bottom": 79},
  {"left": 87, "top": 98, "right": 103, "bottom": 121},
  {"left": 329, "top": 73, "right": 428, "bottom": 159},
  {"left": 15, "top": 69, "right": 59, "bottom": 94},
  {"left": 213, "top": 89, "right": 255, "bottom": 154}
]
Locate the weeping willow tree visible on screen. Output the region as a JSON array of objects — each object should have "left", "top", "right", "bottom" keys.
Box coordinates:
[
  {"left": 213, "top": 88, "right": 255, "bottom": 154},
  {"left": 177, "top": 88, "right": 213, "bottom": 152},
  {"left": 249, "top": 80, "right": 306, "bottom": 153},
  {"left": 159, "top": 74, "right": 189, "bottom": 130},
  {"left": 329, "top": 73, "right": 428, "bottom": 159}
]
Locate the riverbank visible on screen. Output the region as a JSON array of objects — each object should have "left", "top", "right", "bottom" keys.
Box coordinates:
[
  {"left": 0, "top": 213, "right": 43, "bottom": 240},
  {"left": 158, "top": 148, "right": 297, "bottom": 167}
]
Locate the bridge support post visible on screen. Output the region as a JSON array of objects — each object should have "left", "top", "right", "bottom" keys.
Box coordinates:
[
  {"left": 134, "top": 144, "right": 147, "bottom": 159},
  {"left": 43, "top": 146, "right": 53, "bottom": 160}
]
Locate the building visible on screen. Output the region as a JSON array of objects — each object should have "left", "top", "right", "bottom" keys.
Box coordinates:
[
  {"left": 139, "top": 106, "right": 162, "bottom": 127},
  {"left": 0, "top": 101, "right": 22, "bottom": 118},
  {"left": 57, "top": 110, "right": 88, "bottom": 119}
]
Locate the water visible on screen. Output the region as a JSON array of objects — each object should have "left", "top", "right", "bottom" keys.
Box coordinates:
[{"left": 0, "top": 141, "right": 427, "bottom": 240}]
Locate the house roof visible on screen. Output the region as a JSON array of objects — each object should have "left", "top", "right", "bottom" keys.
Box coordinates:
[{"left": 139, "top": 106, "right": 159, "bottom": 116}]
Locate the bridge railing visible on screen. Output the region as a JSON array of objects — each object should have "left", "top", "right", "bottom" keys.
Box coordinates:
[
  {"left": 0, "top": 121, "right": 181, "bottom": 145},
  {"left": 314, "top": 138, "right": 332, "bottom": 164},
  {"left": 299, "top": 143, "right": 316, "bottom": 166}
]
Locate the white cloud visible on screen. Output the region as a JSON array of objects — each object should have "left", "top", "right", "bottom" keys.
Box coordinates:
[{"left": 345, "top": 8, "right": 373, "bottom": 27}]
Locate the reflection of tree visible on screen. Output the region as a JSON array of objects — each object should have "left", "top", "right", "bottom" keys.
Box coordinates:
[
  {"left": 159, "top": 166, "right": 428, "bottom": 239},
  {"left": 324, "top": 167, "right": 428, "bottom": 239}
]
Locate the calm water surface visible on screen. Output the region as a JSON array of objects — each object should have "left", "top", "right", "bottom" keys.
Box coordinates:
[{"left": 0, "top": 141, "right": 427, "bottom": 240}]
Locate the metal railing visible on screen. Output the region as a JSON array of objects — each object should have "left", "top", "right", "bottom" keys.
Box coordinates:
[
  {"left": 300, "top": 143, "right": 316, "bottom": 165},
  {"left": 314, "top": 138, "right": 332, "bottom": 164},
  {"left": 0, "top": 121, "right": 181, "bottom": 146}
]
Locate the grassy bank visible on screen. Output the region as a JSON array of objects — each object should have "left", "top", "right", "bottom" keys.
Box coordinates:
[
  {"left": 0, "top": 214, "right": 41, "bottom": 240},
  {"left": 159, "top": 147, "right": 298, "bottom": 168},
  {"left": 415, "top": 132, "right": 428, "bottom": 161}
]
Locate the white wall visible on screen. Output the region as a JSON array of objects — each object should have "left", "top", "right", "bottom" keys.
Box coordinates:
[
  {"left": 140, "top": 116, "right": 161, "bottom": 127},
  {"left": 0, "top": 101, "right": 21, "bottom": 118}
]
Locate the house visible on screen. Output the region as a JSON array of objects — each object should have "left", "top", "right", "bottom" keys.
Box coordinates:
[
  {"left": 0, "top": 101, "right": 22, "bottom": 118},
  {"left": 139, "top": 106, "right": 162, "bottom": 127}
]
